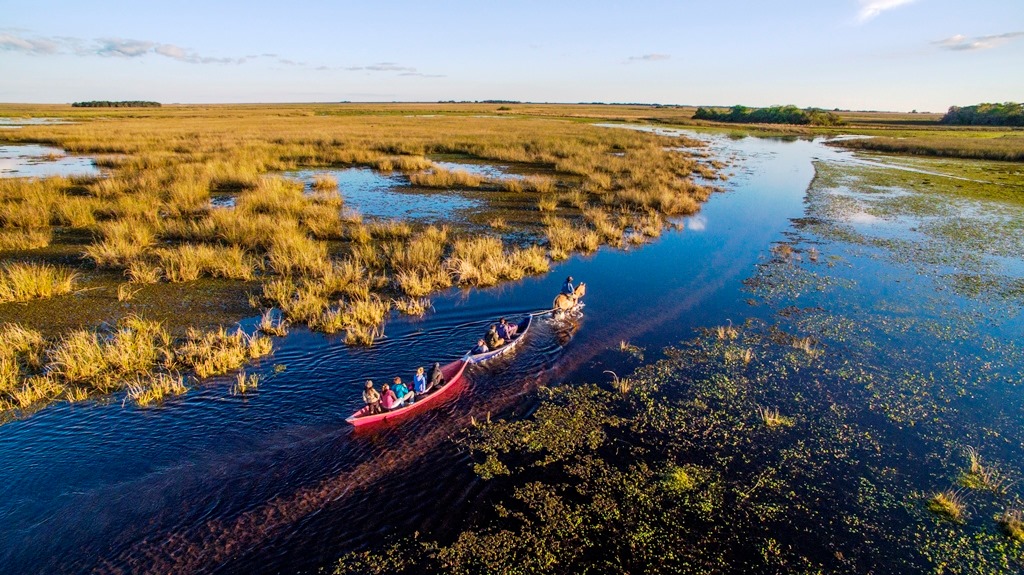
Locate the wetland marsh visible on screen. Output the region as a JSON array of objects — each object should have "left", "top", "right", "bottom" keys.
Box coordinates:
[{"left": 0, "top": 104, "right": 1021, "bottom": 574}]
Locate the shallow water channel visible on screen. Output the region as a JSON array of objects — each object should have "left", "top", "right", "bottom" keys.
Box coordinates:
[{"left": 1, "top": 133, "right": 875, "bottom": 573}]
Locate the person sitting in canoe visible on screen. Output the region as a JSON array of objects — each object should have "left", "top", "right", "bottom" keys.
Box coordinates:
[
  {"left": 393, "top": 377, "right": 414, "bottom": 405},
  {"left": 414, "top": 366, "right": 429, "bottom": 394},
  {"left": 381, "top": 380, "right": 411, "bottom": 411},
  {"left": 485, "top": 325, "right": 505, "bottom": 349},
  {"left": 429, "top": 362, "right": 445, "bottom": 389},
  {"left": 496, "top": 317, "right": 517, "bottom": 340},
  {"left": 362, "top": 380, "right": 382, "bottom": 414},
  {"left": 471, "top": 339, "right": 489, "bottom": 355}
]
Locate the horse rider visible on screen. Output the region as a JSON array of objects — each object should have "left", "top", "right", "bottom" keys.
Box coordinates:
[{"left": 561, "top": 276, "right": 575, "bottom": 297}]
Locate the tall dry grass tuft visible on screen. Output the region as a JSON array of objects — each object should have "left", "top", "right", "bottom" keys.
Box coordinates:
[
  {"left": 393, "top": 297, "right": 431, "bottom": 316},
  {"left": 756, "top": 405, "right": 794, "bottom": 429},
  {"left": 310, "top": 173, "right": 338, "bottom": 191},
  {"left": 235, "top": 177, "right": 307, "bottom": 218},
  {"left": 231, "top": 371, "right": 261, "bottom": 396},
  {"left": 545, "top": 217, "right": 600, "bottom": 260},
  {"left": 0, "top": 262, "right": 77, "bottom": 303},
  {"left": 927, "top": 490, "right": 967, "bottom": 523},
  {"left": 410, "top": 168, "right": 482, "bottom": 188},
  {"left": 0, "top": 228, "right": 53, "bottom": 252},
  {"left": 257, "top": 309, "right": 290, "bottom": 337},
  {"left": 125, "top": 372, "right": 187, "bottom": 407},
  {"left": 85, "top": 219, "right": 156, "bottom": 268},
  {"left": 175, "top": 326, "right": 273, "bottom": 378},
  {"left": 267, "top": 230, "right": 330, "bottom": 277},
  {"left": 156, "top": 244, "right": 254, "bottom": 282},
  {"left": 46, "top": 316, "right": 172, "bottom": 392}
]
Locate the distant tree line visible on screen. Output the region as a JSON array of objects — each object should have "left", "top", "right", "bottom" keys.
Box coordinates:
[
  {"left": 71, "top": 101, "right": 162, "bottom": 108},
  {"left": 693, "top": 105, "right": 845, "bottom": 126},
  {"left": 941, "top": 102, "right": 1023, "bottom": 126}
]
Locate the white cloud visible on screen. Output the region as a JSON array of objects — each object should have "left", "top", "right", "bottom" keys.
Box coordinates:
[
  {"left": 95, "top": 38, "right": 154, "bottom": 57},
  {"left": 856, "top": 0, "right": 916, "bottom": 23},
  {"left": 686, "top": 215, "right": 707, "bottom": 231},
  {"left": 628, "top": 53, "right": 670, "bottom": 62},
  {"left": 0, "top": 32, "right": 60, "bottom": 54},
  {"left": 934, "top": 31, "right": 1024, "bottom": 51}
]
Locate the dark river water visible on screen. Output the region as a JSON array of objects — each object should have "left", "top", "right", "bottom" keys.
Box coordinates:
[{"left": 0, "top": 131, "right": 849, "bottom": 574}]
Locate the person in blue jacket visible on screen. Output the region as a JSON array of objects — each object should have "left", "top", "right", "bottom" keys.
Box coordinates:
[
  {"left": 413, "top": 366, "right": 429, "bottom": 394},
  {"left": 561, "top": 276, "right": 575, "bottom": 296}
]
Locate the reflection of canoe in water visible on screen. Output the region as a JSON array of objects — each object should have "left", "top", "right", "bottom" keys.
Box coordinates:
[
  {"left": 345, "top": 359, "right": 468, "bottom": 427},
  {"left": 464, "top": 315, "right": 532, "bottom": 364}
]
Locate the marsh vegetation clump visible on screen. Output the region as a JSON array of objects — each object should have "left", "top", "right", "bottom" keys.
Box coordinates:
[
  {"left": 713, "top": 322, "right": 739, "bottom": 341},
  {"left": 927, "top": 490, "right": 967, "bottom": 523},
  {"left": 756, "top": 405, "right": 794, "bottom": 429},
  {"left": 409, "top": 168, "right": 482, "bottom": 188},
  {"left": 125, "top": 372, "right": 187, "bottom": 407},
  {"left": 545, "top": 217, "right": 600, "bottom": 260},
  {"left": 393, "top": 297, "right": 431, "bottom": 316},
  {"left": 959, "top": 447, "right": 1007, "bottom": 494},
  {"left": 0, "top": 228, "right": 53, "bottom": 251},
  {"left": 997, "top": 510, "right": 1024, "bottom": 543},
  {"left": 0, "top": 262, "right": 77, "bottom": 304},
  {"left": 618, "top": 340, "right": 644, "bottom": 361},
  {"left": 231, "top": 371, "right": 260, "bottom": 396},
  {"left": 174, "top": 326, "right": 272, "bottom": 378},
  {"left": 257, "top": 309, "right": 290, "bottom": 337}
]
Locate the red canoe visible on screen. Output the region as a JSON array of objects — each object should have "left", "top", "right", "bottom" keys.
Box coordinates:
[{"left": 346, "top": 359, "right": 468, "bottom": 427}]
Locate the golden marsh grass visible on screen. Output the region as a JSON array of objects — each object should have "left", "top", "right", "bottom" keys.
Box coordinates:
[
  {"left": 0, "top": 262, "right": 77, "bottom": 304},
  {"left": 0, "top": 102, "right": 722, "bottom": 415}
]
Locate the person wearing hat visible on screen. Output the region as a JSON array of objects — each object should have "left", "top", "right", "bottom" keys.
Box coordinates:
[
  {"left": 362, "top": 380, "right": 382, "bottom": 414},
  {"left": 561, "top": 276, "right": 575, "bottom": 296}
]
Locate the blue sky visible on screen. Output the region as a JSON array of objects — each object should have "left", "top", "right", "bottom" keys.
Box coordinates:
[{"left": 2, "top": 0, "right": 1021, "bottom": 111}]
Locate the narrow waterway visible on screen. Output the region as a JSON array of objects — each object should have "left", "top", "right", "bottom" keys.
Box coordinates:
[{"left": 0, "top": 131, "right": 844, "bottom": 574}]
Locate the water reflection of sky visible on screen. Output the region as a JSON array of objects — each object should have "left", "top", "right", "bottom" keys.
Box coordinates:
[
  {"left": 284, "top": 167, "right": 483, "bottom": 222},
  {"left": 0, "top": 144, "right": 100, "bottom": 178},
  {"left": 433, "top": 161, "right": 524, "bottom": 180}
]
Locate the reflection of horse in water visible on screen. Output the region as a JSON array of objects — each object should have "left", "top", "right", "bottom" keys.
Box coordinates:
[
  {"left": 553, "top": 282, "right": 586, "bottom": 312},
  {"left": 552, "top": 312, "right": 581, "bottom": 347}
]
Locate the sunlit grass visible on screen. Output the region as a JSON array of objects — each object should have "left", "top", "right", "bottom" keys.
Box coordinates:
[
  {"left": 125, "top": 372, "right": 187, "bottom": 407},
  {"left": 0, "top": 262, "right": 77, "bottom": 303},
  {"left": 410, "top": 168, "right": 482, "bottom": 188},
  {"left": 756, "top": 405, "right": 794, "bottom": 429},
  {"left": 0, "top": 228, "right": 53, "bottom": 251},
  {"left": 998, "top": 510, "right": 1024, "bottom": 543},
  {"left": 231, "top": 371, "right": 260, "bottom": 396},
  {"left": 174, "top": 326, "right": 272, "bottom": 378},
  {"left": 927, "top": 490, "right": 966, "bottom": 523}
]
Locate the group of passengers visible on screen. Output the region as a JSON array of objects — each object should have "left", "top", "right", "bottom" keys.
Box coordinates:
[
  {"left": 361, "top": 362, "right": 446, "bottom": 414},
  {"left": 471, "top": 317, "right": 518, "bottom": 355}
]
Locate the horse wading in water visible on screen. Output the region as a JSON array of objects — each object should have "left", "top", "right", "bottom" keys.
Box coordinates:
[{"left": 553, "top": 282, "right": 586, "bottom": 312}]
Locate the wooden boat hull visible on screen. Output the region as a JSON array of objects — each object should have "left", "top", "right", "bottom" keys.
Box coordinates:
[
  {"left": 346, "top": 359, "right": 468, "bottom": 427},
  {"left": 464, "top": 315, "right": 532, "bottom": 364}
]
